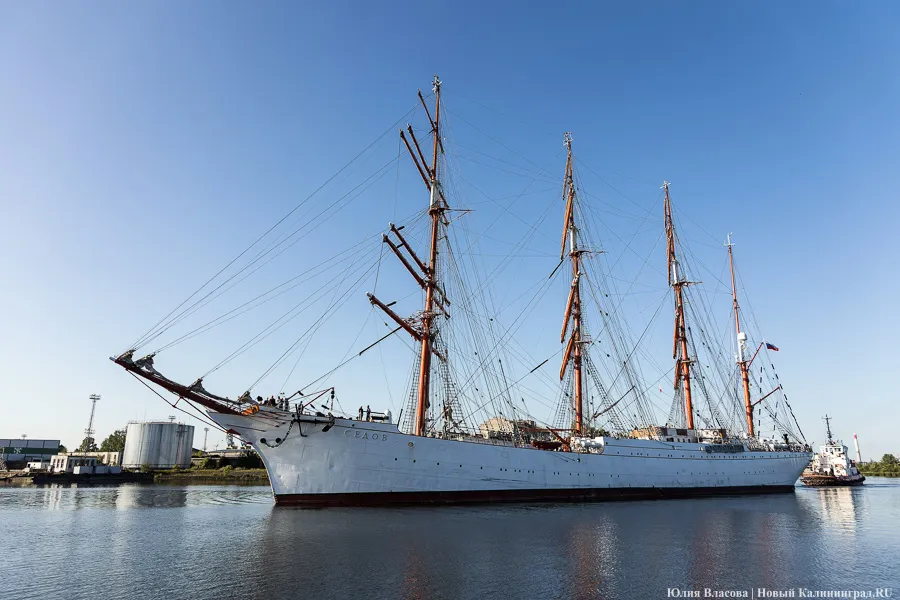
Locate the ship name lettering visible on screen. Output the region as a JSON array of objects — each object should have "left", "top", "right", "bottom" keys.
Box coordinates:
[{"left": 343, "top": 430, "right": 388, "bottom": 442}]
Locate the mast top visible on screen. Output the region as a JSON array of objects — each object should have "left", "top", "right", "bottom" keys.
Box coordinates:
[
  {"left": 432, "top": 75, "right": 441, "bottom": 92},
  {"left": 824, "top": 415, "right": 834, "bottom": 443}
]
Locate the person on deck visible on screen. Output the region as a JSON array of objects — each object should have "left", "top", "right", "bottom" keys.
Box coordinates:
[
  {"left": 365, "top": 405, "right": 371, "bottom": 421},
  {"left": 358, "top": 406, "right": 364, "bottom": 421}
]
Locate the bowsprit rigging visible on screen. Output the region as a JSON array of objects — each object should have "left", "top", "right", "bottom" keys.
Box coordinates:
[{"left": 111, "top": 76, "right": 813, "bottom": 508}]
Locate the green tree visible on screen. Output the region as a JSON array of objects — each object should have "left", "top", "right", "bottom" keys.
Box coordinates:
[
  {"left": 100, "top": 429, "right": 127, "bottom": 452},
  {"left": 77, "top": 437, "right": 98, "bottom": 452},
  {"left": 236, "top": 451, "right": 263, "bottom": 469},
  {"left": 882, "top": 454, "right": 898, "bottom": 466},
  {"left": 58, "top": 444, "right": 67, "bottom": 454}
]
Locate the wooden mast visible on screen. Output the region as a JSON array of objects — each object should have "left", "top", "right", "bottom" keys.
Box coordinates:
[
  {"left": 368, "top": 76, "right": 446, "bottom": 437},
  {"left": 415, "top": 75, "right": 443, "bottom": 437},
  {"left": 559, "top": 133, "right": 584, "bottom": 436},
  {"left": 663, "top": 182, "right": 694, "bottom": 430},
  {"left": 727, "top": 235, "right": 754, "bottom": 436}
]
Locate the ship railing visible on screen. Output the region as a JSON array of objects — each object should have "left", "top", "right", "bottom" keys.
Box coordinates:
[{"left": 429, "top": 433, "right": 517, "bottom": 447}]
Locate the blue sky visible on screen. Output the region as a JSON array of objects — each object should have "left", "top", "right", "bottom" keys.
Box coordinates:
[{"left": 1, "top": 2, "right": 897, "bottom": 458}]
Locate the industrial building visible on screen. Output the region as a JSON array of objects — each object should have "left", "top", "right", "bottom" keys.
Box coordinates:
[
  {"left": 0, "top": 438, "right": 60, "bottom": 469},
  {"left": 51, "top": 454, "right": 96, "bottom": 473},
  {"left": 47, "top": 454, "right": 122, "bottom": 475},
  {"left": 122, "top": 421, "right": 194, "bottom": 469},
  {"left": 67, "top": 451, "right": 123, "bottom": 466}
]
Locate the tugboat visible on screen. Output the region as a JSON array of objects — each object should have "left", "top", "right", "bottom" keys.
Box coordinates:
[{"left": 801, "top": 416, "right": 865, "bottom": 486}]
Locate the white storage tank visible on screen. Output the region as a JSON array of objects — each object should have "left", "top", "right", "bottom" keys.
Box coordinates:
[{"left": 122, "top": 421, "right": 195, "bottom": 469}]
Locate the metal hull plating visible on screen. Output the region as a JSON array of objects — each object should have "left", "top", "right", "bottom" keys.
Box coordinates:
[{"left": 209, "top": 412, "right": 811, "bottom": 507}]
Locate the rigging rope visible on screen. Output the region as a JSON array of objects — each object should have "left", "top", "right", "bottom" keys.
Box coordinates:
[{"left": 127, "top": 105, "right": 420, "bottom": 353}]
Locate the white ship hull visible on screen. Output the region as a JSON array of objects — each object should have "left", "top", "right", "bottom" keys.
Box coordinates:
[{"left": 209, "top": 411, "right": 811, "bottom": 507}]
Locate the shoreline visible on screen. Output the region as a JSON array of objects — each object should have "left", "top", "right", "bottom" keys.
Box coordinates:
[
  {"left": 152, "top": 468, "right": 269, "bottom": 484},
  {"left": 1, "top": 468, "right": 270, "bottom": 486},
  {"left": 858, "top": 470, "right": 899, "bottom": 478}
]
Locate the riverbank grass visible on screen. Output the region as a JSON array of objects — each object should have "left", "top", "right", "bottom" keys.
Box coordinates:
[{"left": 153, "top": 466, "right": 269, "bottom": 483}]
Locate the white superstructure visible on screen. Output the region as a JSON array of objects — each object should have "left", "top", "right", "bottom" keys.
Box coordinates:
[{"left": 805, "top": 440, "right": 860, "bottom": 479}]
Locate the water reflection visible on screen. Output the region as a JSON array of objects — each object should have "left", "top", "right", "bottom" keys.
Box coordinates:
[
  {"left": 567, "top": 516, "right": 618, "bottom": 599},
  {"left": 812, "top": 487, "right": 863, "bottom": 533},
  {"left": 41, "top": 484, "right": 64, "bottom": 510},
  {"left": 116, "top": 485, "right": 188, "bottom": 508},
  {"left": 244, "top": 496, "right": 831, "bottom": 599},
  {"left": 0, "top": 483, "right": 270, "bottom": 510},
  {"left": 1, "top": 482, "right": 898, "bottom": 600},
  {"left": 402, "top": 543, "right": 433, "bottom": 600}
]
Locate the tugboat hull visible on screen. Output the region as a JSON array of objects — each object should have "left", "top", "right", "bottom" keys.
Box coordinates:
[{"left": 800, "top": 473, "right": 865, "bottom": 487}]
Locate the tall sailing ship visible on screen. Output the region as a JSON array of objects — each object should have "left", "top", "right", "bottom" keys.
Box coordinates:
[{"left": 113, "top": 77, "right": 812, "bottom": 506}]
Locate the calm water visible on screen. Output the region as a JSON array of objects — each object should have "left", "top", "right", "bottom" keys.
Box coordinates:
[{"left": 1, "top": 480, "right": 898, "bottom": 600}]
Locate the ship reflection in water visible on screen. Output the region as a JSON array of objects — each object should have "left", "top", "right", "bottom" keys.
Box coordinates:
[
  {"left": 1, "top": 482, "right": 897, "bottom": 599},
  {"left": 806, "top": 486, "right": 864, "bottom": 533}
]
